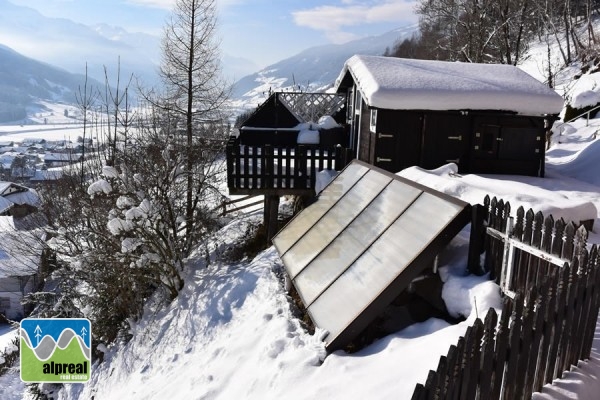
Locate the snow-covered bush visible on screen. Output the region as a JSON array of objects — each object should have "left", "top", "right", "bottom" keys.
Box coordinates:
[{"left": 0, "top": 336, "right": 19, "bottom": 377}]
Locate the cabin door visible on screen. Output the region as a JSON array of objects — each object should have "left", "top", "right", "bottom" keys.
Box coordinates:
[
  {"left": 472, "top": 123, "right": 501, "bottom": 159},
  {"left": 421, "top": 114, "right": 471, "bottom": 171},
  {"left": 373, "top": 111, "right": 422, "bottom": 172}
]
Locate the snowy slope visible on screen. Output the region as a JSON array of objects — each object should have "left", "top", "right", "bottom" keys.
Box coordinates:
[
  {"left": 0, "top": 44, "right": 106, "bottom": 122},
  {"left": 47, "top": 111, "right": 600, "bottom": 399},
  {"left": 7, "top": 34, "right": 600, "bottom": 400},
  {"left": 3, "top": 113, "right": 600, "bottom": 399}
]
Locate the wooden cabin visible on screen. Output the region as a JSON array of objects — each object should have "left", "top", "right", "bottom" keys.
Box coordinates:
[{"left": 334, "top": 55, "right": 565, "bottom": 177}]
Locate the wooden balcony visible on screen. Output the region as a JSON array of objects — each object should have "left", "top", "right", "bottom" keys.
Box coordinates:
[{"left": 225, "top": 136, "right": 352, "bottom": 196}]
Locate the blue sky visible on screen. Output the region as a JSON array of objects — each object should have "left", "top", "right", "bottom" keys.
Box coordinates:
[{"left": 9, "top": 0, "right": 419, "bottom": 68}]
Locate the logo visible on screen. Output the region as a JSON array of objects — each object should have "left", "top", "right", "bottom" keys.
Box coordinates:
[{"left": 20, "top": 318, "right": 91, "bottom": 383}]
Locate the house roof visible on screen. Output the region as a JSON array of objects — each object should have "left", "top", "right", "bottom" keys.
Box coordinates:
[
  {"left": 0, "top": 182, "right": 40, "bottom": 212},
  {"left": 0, "top": 216, "right": 43, "bottom": 278},
  {"left": 241, "top": 92, "right": 302, "bottom": 129},
  {"left": 334, "top": 55, "right": 564, "bottom": 116}
]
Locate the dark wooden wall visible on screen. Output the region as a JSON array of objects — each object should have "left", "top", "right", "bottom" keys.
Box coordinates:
[{"left": 355, "top": 109, "right": 548, "bottom": 177}]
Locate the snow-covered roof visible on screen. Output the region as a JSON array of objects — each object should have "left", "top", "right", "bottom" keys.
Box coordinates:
[
  {"left": 0, "top": 216, "right": 42, "bottom": 278},
  {"left": 0, "top": 182, "right": 40, "bottom": 211},
  {"left": 30, "top": 169, "right": 63, "bottom": 181},
  {"left": 334, "top": 55, "right": 565, "bottom": 116}
]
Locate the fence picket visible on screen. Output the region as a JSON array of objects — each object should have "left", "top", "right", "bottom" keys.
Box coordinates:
[
  {"left": 524, "top": 282, "right": 547, "bottom": 396},
  {"left": 541, "top": 215, "right": 554, "bottom": 255},
  {"left": 478, "top": 309, "right": 498, "bottom": 399},
  {"left": 551, "top": 219, "right": 566, "bottom": 257},
  {"left": 491, "top": 297, "right": 512, "bottom": 400},
  {"left": 569, "top": 257, "right": 589, "bottom": 366},
  {"left": 534, "top": 269, "right": 559, "bottom": 392},
  {"left": 557, "top": 263, "right": 578, "bottom": 375},
  {"left": 444, "top": 345, "right": 461, "bottom": 400},
  {"left": 434, "top": 355, "right": 449, "bottom": 399},
  {"left": 545, "top": 266, "right": 569, "bottom": 383},
  {"left": 458, "top": 325, "right": 476, "bottom": 400},
  {"left": 502, "top": 294, "right": 524, "bottom": 400},
  {"left": 562, "top": 222, "right": 576, "bottom": 261},
  {"left": 514, "top": 287, "right": 538, "bottom": 400},
  {"left": 412, "top": 383, "right": 427, "bottom": 400},
  {"left": 463, "top": 320, "right": 484, "bottom": 400}
]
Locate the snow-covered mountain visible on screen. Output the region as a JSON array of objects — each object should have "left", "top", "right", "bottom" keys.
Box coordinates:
[
  {"left": 0, "top": 44, "right": 104, "bottom": 123},
  {"left": 230, "top": 25, "right": 419, "bottom": 111},
  {"left": 0, "top": 0, "right": 159, "bottom": 86},
  {"left": 0, "top": 0, "right": 260, "bottom": 88}
]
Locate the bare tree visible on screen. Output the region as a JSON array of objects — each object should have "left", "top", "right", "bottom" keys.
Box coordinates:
[
  {"left": 75, "top": 63, "right": 100, "bottom": 182},
  {"left": 159, "top": 0, "right": 230, "bottom": 254},
  {"left": 416, "top": 0, "right": 534, "bottom": 65}
]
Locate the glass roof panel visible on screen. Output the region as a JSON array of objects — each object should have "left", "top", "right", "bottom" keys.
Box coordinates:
[
  {"left": 282, "top": 169, "right": 392, "bottom": 279},
  {"left": 272, "top": 161, "right": 470, "bottom": 351},
  {"left": 294, "top": 180, "right": 422, "bottom": 307},
  {"left": 308, "top": 192, "right": 466, "bottom": 346},
  {"left": 272, "top": 163, "right": 369, "bottom": 255}
]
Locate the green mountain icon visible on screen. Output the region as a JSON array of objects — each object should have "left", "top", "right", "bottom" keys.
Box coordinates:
[{"left": 20, "top": 328, "right": 90, "bottom": 383}]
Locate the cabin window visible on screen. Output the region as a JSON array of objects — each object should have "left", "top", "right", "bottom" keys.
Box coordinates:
[
  {"left": 355, "top": 91, "right": 362, "bottom": 116},
  {"left": 370, "top": 110, "right": 377, "bottom": 132},
  {"left": 0, "top": 297, "right": 9, "bottom": 311}
]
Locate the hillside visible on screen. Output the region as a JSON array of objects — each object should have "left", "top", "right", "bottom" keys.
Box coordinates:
[
  {"left": 230, "top": 25, "right": 418, "bottom": 111},
  {"left": 41, "top": 108, "right": 600, "bottom": 399},
  {"left": 0, "top": 44, "right": 104, "bottom": 123},
  {"left": 5, "top": 21, "right": 600, "bottom": 400},
  {"left": 0, "top": 61, "right": 594, "bottom": 399}
]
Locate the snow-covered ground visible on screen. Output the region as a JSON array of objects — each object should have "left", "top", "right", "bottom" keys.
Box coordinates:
[
  {"left": 6, "top": 44, "right": 600, "bottom": 400},
  {"left": 2, "top": 112, "right": 600, "bottom": 399}
]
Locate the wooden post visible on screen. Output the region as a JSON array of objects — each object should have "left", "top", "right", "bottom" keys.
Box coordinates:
[
  {"left": 467, "top": 204, "right": 485, "bottom": 275},
  {"left": 264, "top": 194, "right": 280, "bottom": 244}
]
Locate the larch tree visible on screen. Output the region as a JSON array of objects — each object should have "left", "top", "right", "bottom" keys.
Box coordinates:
[{"left": 159, "top": 0, "right": 230, "bottom": 255}]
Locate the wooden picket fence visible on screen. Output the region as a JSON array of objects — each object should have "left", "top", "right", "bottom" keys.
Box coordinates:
[
  {"left": 413, "top": 257, "right": 600, "bottom": 399},
  {"left": 478, "top": 196, "right": 589, "bottom": 297},
  {"left": 413, "top": 196, "right": 600, "bottom": 399}
]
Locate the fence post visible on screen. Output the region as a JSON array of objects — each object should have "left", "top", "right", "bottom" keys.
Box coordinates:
[
  {"left": 264, "top": 194, "right": 280, "bottom": 244},
  {"left": 296, "top": 145, "right": 308, "bottom": 189},
  {"left": 468, "top": 204, "right": 486, "bottom": 275}
]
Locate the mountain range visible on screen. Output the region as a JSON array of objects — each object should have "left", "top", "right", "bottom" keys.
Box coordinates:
[
  {"left": 0, "top": 0, "right": 161, "bottom": 87},
  {"left": 0, "top": 0, "right": 418, "bottom": 119},
  {"left": 230, "top": 25, "right": 418, "bottom": 110},
  {"left": 0, "top": 43, "right": 104, "bottom": 123}
]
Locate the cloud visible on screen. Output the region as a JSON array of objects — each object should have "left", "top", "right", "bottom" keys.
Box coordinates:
[
  {"left": 292, "top": 0, "right": 418, "bottom": 43},
  {"left": 126, "top": 0, "right": 175, "bottom": 9},
  {"left": 127, "top": 0, "right": 242, "bottom": 11}
]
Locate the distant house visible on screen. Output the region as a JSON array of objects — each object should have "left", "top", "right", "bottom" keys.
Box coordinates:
[
  {"left": 333, "top": 55, "right": 565, "bottom": 176},
  {"left": 0, "top": 182, "right": 40, "bottom": 217},
  {"left": 0, "top": 216, "right": 43, "bottom": 320},
  {"left": 43, "top": 152, "right": 82, "bottom": 168},
  {"left": 29, "top": 169, "right": 63, "bottom": 186}
]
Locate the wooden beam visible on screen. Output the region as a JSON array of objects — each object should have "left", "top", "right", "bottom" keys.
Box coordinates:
[{"left": 264, "top": 195, "right": 281, "bottom": 244}]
